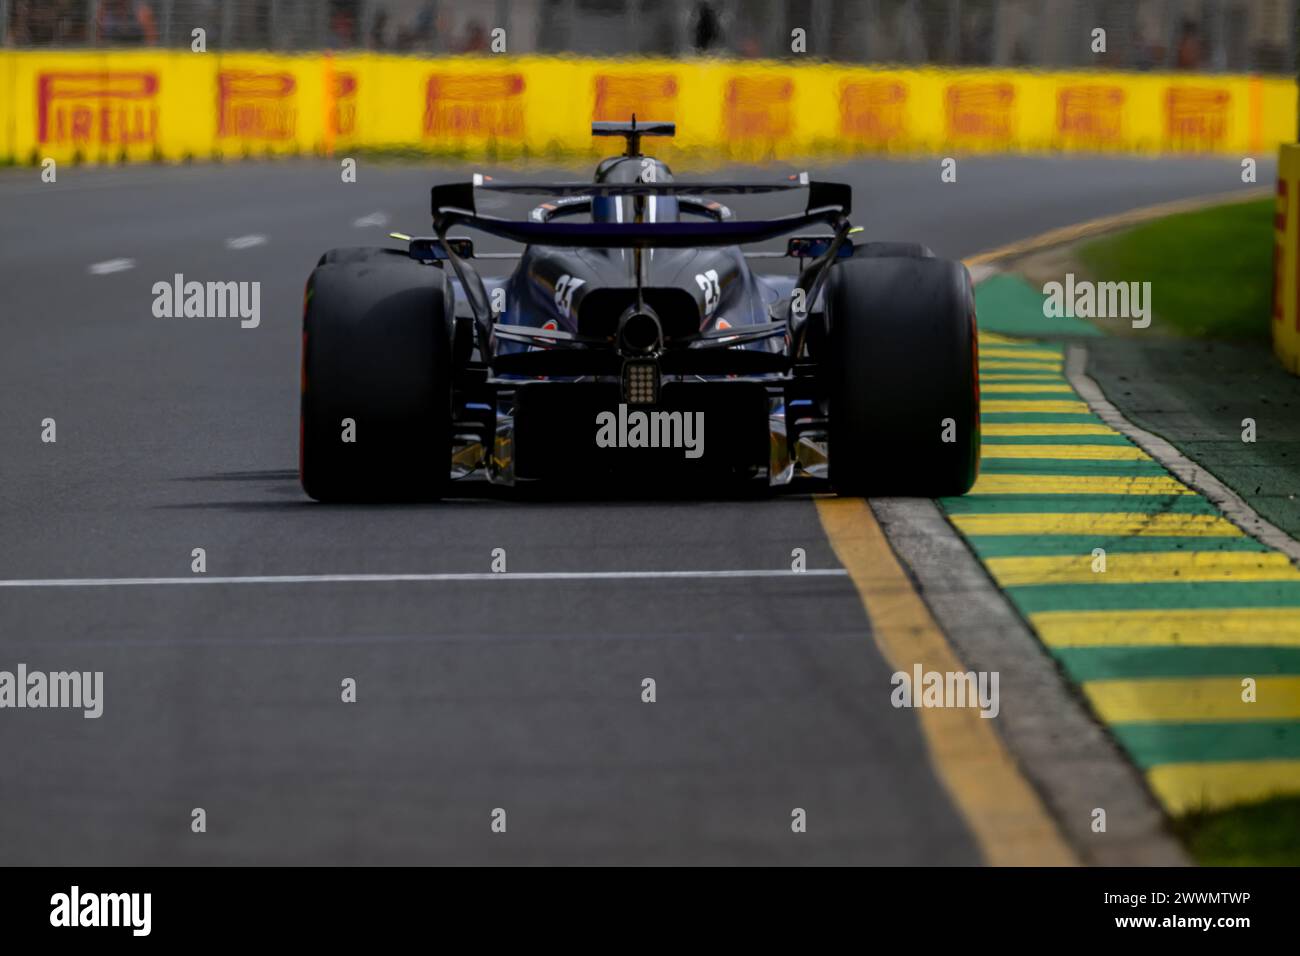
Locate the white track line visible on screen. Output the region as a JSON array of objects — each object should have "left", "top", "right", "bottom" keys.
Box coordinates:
[
  {"left": 0, "top": 569, "right": 848, "bottom": 589},
  {"left": 352, "top": 212, "right": 388, "bottom": 228},
  {"left": 225, "top": 234, "right": 267, "bottom": 249},
  {"left": 1066, "top": 344, "right": 1300, "bottom": 564},
  {"left": 87, "top": 258, "right": 135, "bottom": 275}
]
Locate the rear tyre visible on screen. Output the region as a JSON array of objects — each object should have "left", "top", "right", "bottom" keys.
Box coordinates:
[
  {"left": 316, "top": 246, "right": 410, "bottom": 268},
  {"left": 851, "top": 240, "right": 935, "bottom": 259},
  {"left": 300, "top": 250, "right": 454, "bottom": 502},
  {"left": 825, "top": 256, "right": 979, "bottom": 497}
]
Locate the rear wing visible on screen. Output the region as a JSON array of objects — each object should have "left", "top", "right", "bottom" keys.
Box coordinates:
[
  {"left": 427, "top": 174, "right": 854, "bottom": 361},
  {"left": 429, "top": 176, "right": 852, "bottom": 249}
]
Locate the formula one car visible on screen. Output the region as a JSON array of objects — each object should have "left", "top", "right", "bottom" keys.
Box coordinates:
[{"left": 299, "top": 119, "right": 979, "bottom": 501}]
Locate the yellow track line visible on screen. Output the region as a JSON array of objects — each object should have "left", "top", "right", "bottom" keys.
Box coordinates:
[
  {"left": 986, "top": 551, "right": 1300, "bottom": 587},
  {"left": 1084, "top": 676, "right": 1300, "bottom": 723},
  {"left": 949, "top": 512, "right": 1243, "bottom": 537},
  {"left": 977, "top": 377, "right": 1071, "bottom": 385},
  {"left": 980, "top": 331, "right": 1025, "bottom": 346},
  {"left": 981, "top": 360, "right": 1064, "bottom": 372},
  {"left": 982, "top": 423, "right": 1119, "bottom": 437},
  {"left": 981, "top": 348, "right": 1063, "bottom": 361},
  {"left": 816, "top": 498, "right": 1077, "bottom": 866},
  {"left": 968, "top": 474, "right": 1193, "bottom": 496},
  {"left": 981, "top": 383, "right": 1076, "bottom": 394},
  {"left": 980, "top": 374, "right": 1071, "bottom": 383},
  {"left": 1031, "top": 608, "right": 1300, "bottom": 648},
  {"left": 1148, "top": 760, "right": 1300, "bottom": 814},
  {"left": 980, "top": 444, "right": 1150, "bottom": 460},
  {"left": 981, "top": 399, "right": 1091, "bottom": 414}
]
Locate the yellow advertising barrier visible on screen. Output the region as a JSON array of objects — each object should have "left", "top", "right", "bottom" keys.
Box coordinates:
[
  {"left": 0, "top": 50, "right": 1294, "bottom": 165},
  {"left": 1275, "top": 144, "right": 1300, "bottom": 376}
]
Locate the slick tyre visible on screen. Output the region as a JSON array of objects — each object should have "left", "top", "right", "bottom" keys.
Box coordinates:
[
  {"left": 851, "top": 240, "right": 935, "bottom": 259},
  {"left": 825, "top": 256, "right": 980, "bottom": 497},
  {"left": 300, "top": 250, "right": 454, "bottom": 502}
]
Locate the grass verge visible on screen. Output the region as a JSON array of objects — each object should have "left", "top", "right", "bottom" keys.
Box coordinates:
[
  {"left": 1076, "top": 198, "right": 1273, "bottom": 339},
  {"left": 1173, "top": 795, "right": 1300, "bottom": 866}
]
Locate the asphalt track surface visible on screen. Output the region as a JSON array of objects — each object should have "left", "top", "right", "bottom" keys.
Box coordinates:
[{"left": 0, "top": 155, "right": 1270, "bottom": 864}]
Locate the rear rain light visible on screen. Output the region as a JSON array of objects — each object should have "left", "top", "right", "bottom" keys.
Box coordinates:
[{"left": 622, "top": 360, "right": 660, "bottom": 405}]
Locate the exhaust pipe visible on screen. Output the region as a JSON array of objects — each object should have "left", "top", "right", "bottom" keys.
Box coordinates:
[{"left": 617, "top": 305, "right": 664, "bottom": 356}]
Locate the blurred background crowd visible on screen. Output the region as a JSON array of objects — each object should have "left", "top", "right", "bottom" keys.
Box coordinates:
[{"left": 2, "top": 0, "right": 1294, "bottom": 73}]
